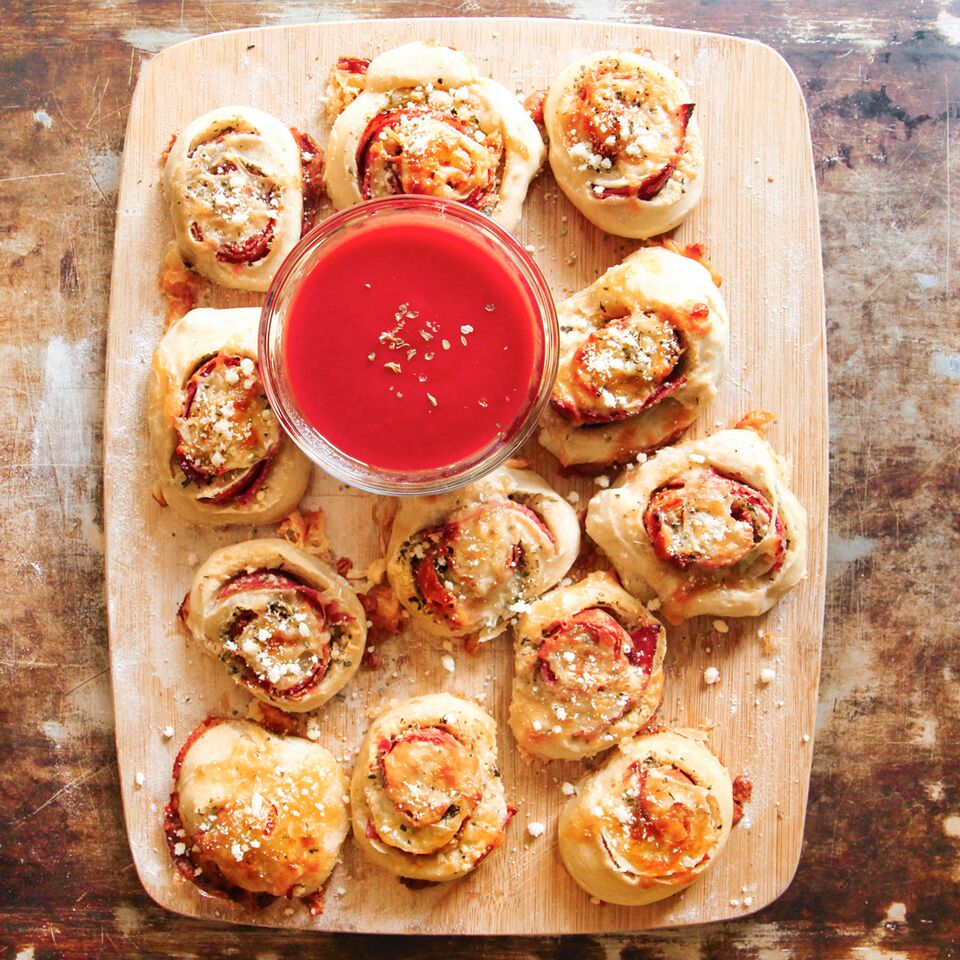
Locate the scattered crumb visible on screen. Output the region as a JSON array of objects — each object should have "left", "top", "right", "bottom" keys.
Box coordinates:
[
  {"left": 704, "top": 666, "right": 720, "bottom": 685},
  {"left": 560, "top": 781, "right": 576, "bottom": 796},
  {"left": 162, "top": 725, "right": 174, "bottom": 739},
  {"left": 186, "top": 552, "right": 198, "bottom": 566},
  {"left": 590, "top": 896, "right": 601, "bottom": 905},
  {"left": 134, "top": 771, "right": 145, "bottom": 788},
  {"left": 759, "top": 667, "right": 776, "bottom": 684},
  {"left": 566, "top": 490, "right": 580, "bottom": 504},
  {"left": 526, "top": 821, "right": 546, "bottom": 838},
  {"left": 594, "top": 475, "right": 610, "bottom": 488},
  {"left": 802, "top": 733, "right": 810, "bottom": 743},
  {"left": 712, "top": 619, "right": 729, "bottom": 634},
  {"left": 440, "top": 654, "right": 455, "bottom": 673},
  {"left": 646, "top": 597, "right": 661, "bottom": 612}
]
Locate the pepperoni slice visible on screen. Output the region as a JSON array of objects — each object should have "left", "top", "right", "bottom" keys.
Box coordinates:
[
  {"left": 555, "top": 312, "right": 687, "bottom": 424},
  {"left": 600, "top": 764, "right": 717, "bottom": 880},
  {"left": 213, "top": 568, "right": 354, "bottom": 701},
  {"left": 408, "top": 501, "right": 555, "bottom": 631},
  {"left": 174, "top": 353, "right": 280, "bottom": 503},
  {"left": 643, "top": 468, "right": 785, "bottom": 572},
  {"left": 356, "top": 107, "right": 503, "bottom": 208},
  {"left": 380, "top": 727, "right": 481, "bottom": 827}
]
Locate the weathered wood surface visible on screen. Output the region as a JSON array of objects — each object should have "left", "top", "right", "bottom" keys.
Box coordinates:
[{"left": 0, "top": 0, "right": 957, "bottom": 957}]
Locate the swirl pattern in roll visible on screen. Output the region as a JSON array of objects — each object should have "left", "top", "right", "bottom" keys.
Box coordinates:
[
  {"left": 586, "top": 428, "right": 808, "bottom": 623},
  {"left": 544, "top": 51, "right": 704, "bottom": 238},
  {"left": 164, "top": 106, "right": 304, "bottom": 291},
  {"left": 351, "top": 693, "right": 514, "bottom": 882},
  {"left": 184, "top": 539, "right": 366, "bottom": 712},
  {"left": 164, "top": 717, "right": 349, "bottom": 910},
  {"left": 558, "top": 728, "right": 733, "bottom": 905},
  {"left": 149, "top": 307, "right": 311, "bottom": 526},
  {"left": 324, "top": 41, "right": 545, "bottom": 231},
  {"left": 386, "top": 465, "right": 581, "bottom": 641},
  {"left": 538, "top": 244, "right": 728, "bottom": 470},
  {"left": 509, "top": 571, "right": 666, "bottom": 760}
]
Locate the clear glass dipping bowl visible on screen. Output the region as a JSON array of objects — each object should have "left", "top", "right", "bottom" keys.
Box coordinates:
[{"left": 259, "top": 195, "right": 558, "bottom": 496}]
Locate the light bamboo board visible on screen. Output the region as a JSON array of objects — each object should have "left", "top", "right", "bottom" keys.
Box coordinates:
[{"left": 104, "top": 17, "right": 827, "bottom": 935}]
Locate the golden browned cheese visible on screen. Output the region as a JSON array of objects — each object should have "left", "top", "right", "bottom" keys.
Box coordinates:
[
  {"left": 185, "top": 539, "right": 367, "bottom": 712},
  {"left": 173, "top": 719, "right": 349, "bottom": 900},
  {"left": 149, "top": 308, "right": 312, "bottom": 526},
  {"left": 558, "top": 728, "right": 733, "bottom": 905},
  {"left": 163, "top": 106, "right": 304, "bottom": 292},
  {"left": 351, "top": 694, "right": 514, "bottom": 882},
  {"left": 586, "top": 429, "right": 808, "bottom": 622},
  {"left": 509, "top": 571, "right": 666, "bottom": 761},
  {"left": 386, "top": 466, "right": 581, "bottom": 641}
]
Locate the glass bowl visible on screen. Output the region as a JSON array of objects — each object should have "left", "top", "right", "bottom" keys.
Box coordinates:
[{"left": 259, "top": 195, "right": 558, "bottom": 496}]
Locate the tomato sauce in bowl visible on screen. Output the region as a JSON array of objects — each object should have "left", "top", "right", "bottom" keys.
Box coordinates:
[{"left": 260, "top": 197, "right": 557, "bottom": 495}]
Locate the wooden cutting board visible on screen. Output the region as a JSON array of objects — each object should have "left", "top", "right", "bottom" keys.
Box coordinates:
[{"left": 103, "top": 16, "right": 827, "bottom": 935}]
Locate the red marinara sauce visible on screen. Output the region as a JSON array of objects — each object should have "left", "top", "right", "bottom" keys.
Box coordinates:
[{"left": 282, "top": 210, "right": 543, "bottom": 472}]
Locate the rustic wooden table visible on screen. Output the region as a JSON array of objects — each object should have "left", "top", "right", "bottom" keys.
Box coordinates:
[{"left": 2, "top": 1, "right": 957, "bottom": 957}]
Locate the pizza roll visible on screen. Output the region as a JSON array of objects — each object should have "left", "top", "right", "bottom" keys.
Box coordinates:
[
  {"left": 509, "top": 571, "right": 666, "bottom": 761},
  {"left": 324, "top": 41, "right": 545, "bottom": 231},
  {"left": 351, "top": 694, "right": 514, "bottom": 882},
  {"left": 149, "top": 307, "right": 311, "bottom": 526},
  {"left": 586, "top": 429, "right": 808, "bottom": 623},
  {"left": 164, "top": 106, "right": 303, "bottom": 291},
  {"left": 386, "top": 465, "right": 580, "bottom": 641},
  {"left": 559, "top": 728, "right": 733, "bottom": 905},
  {"left": 539, "top": 244, "right": 728, "bottom": 470},
  {"left": 544, "top": 52, "right": 704, "bottom": 238},
  {"left": 184, "top": 539, "right": 366, "bottom": 712},
  {"left": 165, "top": 718, "right": 349, "bottom": 910}
]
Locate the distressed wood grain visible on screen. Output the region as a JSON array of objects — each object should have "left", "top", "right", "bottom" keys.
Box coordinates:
[{"left": 1, "top": 0, "right": 958, "bottom": 957}]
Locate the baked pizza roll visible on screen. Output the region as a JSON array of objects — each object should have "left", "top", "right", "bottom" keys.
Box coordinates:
[
  {"left": 184, "top": 539, "right": 366, "bottom": 712},
  {"left": 351, "top": 694, "right": 514, "bottom": 882},
  {"left": 559, "top": 728, "right": 733, "bottom": 905},
  {"left": 324, "top": 41, "right": 545, "bottom": 231},
  {"left": 165, "top": 718, "right": 348, "bottom": 910},
  {"left": 149, "top": 307, "right": 311, "bottom": 526},
  {"left": 164, "top": 106, "right": 303, "bottom": 291},
  {"left": 509, "top": 571, "right": 666, "bottom": 761},
  {"left": 538, "top": 244, "right": 728, "bottom": 470},
  {"left": 544, "top": 51, "right": 704, "bottom": 238},
  {"left": 586, "top": 429, "right": 807, "bottom": 623},
  {"left": 386, "top": 465, "right": 580, "bottom": 641}
]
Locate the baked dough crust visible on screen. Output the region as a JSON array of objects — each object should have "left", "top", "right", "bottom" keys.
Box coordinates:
[
  {"left": 167, "top": 718, "right": 349, "bottom": 903},
  {"left": 558, "top": 728, "right": 733, "bottom": 905},
  {"left": 538, "top": 245, "right": 728, "bottom": 470},
  {"left": 586, "top": 429, "right": 808, "bottom": 622},
  {"left": 544, "top": 52, "right": 704, "bottom": 238},
  {"left": 324, "top": 41, "right": 545, "bottom": 231},
  {"left": 185, "top": 538, "right": 367, "bottom": 712},
  {"left": 164, "top": 106, "right": 303, "bottom": 291},
  {"left": 509, "top": 571, "right": 666, "bottom": 761},
  {"left": 386, "top": 465, "right": 581, "bottom": 641},
  {"left": 149, "top": 307, "right": 311, "bottom": 527},
  {"left": 350, "top": 693, "right": 513, "bottom": 882}
]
